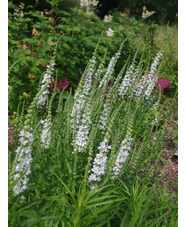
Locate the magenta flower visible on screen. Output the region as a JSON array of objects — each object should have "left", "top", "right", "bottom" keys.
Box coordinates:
[
  {"left": 57, "top": 78, "right": 70, "bottom": 90},
  {"left": 155, "top": 78, "right": 172, "bottom": 89},
  {"left": 155, "top": 78, "right": 172, "bottom": 97}
]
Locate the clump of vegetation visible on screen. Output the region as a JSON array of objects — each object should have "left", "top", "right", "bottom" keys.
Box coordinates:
[
  {"left": 8, "top": 1, "right": 178, "bottom": 226},
  {"left": 9, "top": 35, "right": 177, "bottom": 226},
  {"left": 8, "top": 0, "right": 177, "bottom": 113}
]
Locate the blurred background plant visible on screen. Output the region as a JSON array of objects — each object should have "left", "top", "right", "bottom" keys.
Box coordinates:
[{"left": 8, "top": 0, "right": 177, "bottom": 114}]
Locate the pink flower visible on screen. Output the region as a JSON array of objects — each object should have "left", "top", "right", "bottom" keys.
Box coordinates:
[
  {"left": 155, "top": 77, "right": 162, "bottom": 87},
  {"left": 57, "top": 78, "right": 70, "bottom": 90},
  {"left": 155, "top": 78, "right": 172, "bottom": 89},
  {"left": 155, "top": 77, "right": 172, "bottom": 98}
]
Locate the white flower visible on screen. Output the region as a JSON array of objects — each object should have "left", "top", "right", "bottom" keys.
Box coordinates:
[
  {"left": 104, "top": 15, "right": 113, "bottom": 23},
  {"left": 99, "top": 53, "right": 120, "bottom": 89},
  {"left": 118, "top": 65, "right": 134, "bottom": 98},
  {"left": 13, "top": 127, "right": 34, "bottom": 196},
  {"left": 80, "top": 0, "right": 89, "bottom": 7},
  {"left": 88, "top": 153, "right": 107, "bottom": 182},
  {"left": 111, "top": 136, "right": 133, "bottom": 179},
  {"left": 41, "top": 118, "right": 52, "bottom": 149},
  {"left": 80, "top": 0, "right": 98, "bottom": 8},
  {"left": 71, "top": 58, "right": 95, "bottom": 152},
  {"left": 37, "top": 61, "right": 55, "bottom": 107},
  {"left": 90, "top": 0, "right": 99, "bottom": 6},
  {"left": 90, "top": 185, "right": 97, "bottom": 190},
  {"left": 71, "top": 58, "right": 96, "bottom": 132},
  {"left": 145, "top": 53, "right": 162, "bottom": 98},
  {"left": 142, "top": 9, "right": 155, "bottom": 19},
  {"left": 13, "top": 9, "right": 24, "bottom": 19},
  {"left": 98, "top": 104, "right": 111, "bottom": 132},
  {"left": 133, "top": 53, "right": 162, "bottom": 99},
  {"left": 88, "top": 139, "right": 111, "bottom": 187},
  {"left": 74, "top": 113, "right": 91, "bottom": 153},
  {"left": 106, "top": 28, "right": 114, "bottom": 37}
]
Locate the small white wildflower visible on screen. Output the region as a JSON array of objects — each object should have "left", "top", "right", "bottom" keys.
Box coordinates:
[
  {"left": 142, "top": 6, "right": 155, "bottom": 19},
  {"left": 47, "top": 37, "right": 56, "bottom": 46},
  {"left": 106, "top": 28, "right": 114, "bottom": 37},
  {"left": 90, "top": 185, "right": 97, "bottom": 190},
  {"left": 104, "top": 15, "right": 113, "bottom": 23},
  {"left": 13, "top": 9, "right": 24, "bottom": 19},
  {"left": 80, "top": 0, "right": 89, "bottom": 7},
  {"left": 90, "top": 0, "right": 99, "bottom": 6}
]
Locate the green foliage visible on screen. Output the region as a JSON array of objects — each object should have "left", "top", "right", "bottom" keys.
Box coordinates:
[
  {"left": 8, "top": 0, "right": 177, "bottom": 113},
  {"left": 8, "top": 2, "right": 132, "bottom": 113},
  {"left": 173, "top": 120, "right": 178, "bottom": 145}
]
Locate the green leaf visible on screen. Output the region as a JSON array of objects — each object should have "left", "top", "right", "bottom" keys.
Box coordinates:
[
  {"left": 71, "top": 26, "right": 81, "bottom": 32},
  {"left": 130, "top": 17, "right": 138, "bottom": 25},
  {"left": 173, "top": 130, "right": 178, "bottom": 136},
  {"left": 23, "top": 92, "right": 29, "bottom": 99},
  {"left": 62, "top": 93, "right": 73, "bottom": 101},
  {"left": 173, "top": 139, "right": 178, "bottom": 144},
  {"left": 22, "top": 38, "right": 40, "bottom": 45}
]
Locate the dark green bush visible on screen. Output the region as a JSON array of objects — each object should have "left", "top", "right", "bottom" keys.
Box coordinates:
[
  {"left": 8, "top": 1, "right": 177, "bottom": 113},
  {"left": 8, "top": 2, "right": 134, "bottom": 113}
]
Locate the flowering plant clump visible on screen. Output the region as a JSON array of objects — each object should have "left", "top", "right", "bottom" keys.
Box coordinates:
[
  {"left": 9, "top": 35, "right": 177, "bottom": 226},
  {"left": 11, "top": 40, "right": 163, "bottom": 195}
]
